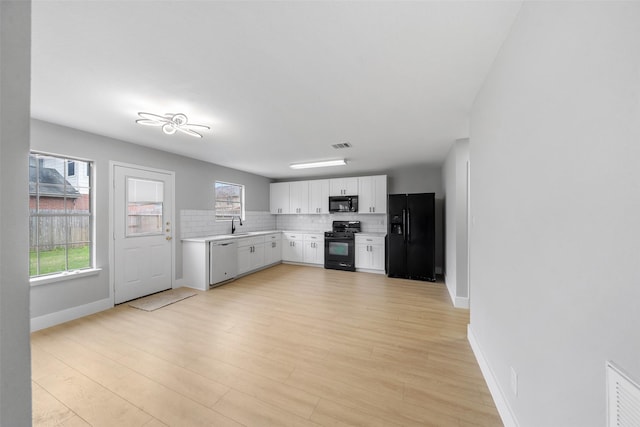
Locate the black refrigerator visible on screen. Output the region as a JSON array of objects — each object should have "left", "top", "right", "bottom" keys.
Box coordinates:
[{"left": 387, "top": 193, "right": 436, "bottom": 281}]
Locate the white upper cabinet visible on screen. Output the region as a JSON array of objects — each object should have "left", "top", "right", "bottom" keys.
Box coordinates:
[
  {"left": 329, "top": 177, "right": 358, "bottom": 196},
  {"left": 308, "top": 179, "right": 330, "bottom": 214},
  {"left": 289, "top": 181, "right": 310, "bottom": 214},
  {"left": 358, "top": 175, "right": 387, "bottom": 214},
  {"left": 270, "top": 182, "right": 290, "bottom": 214},
  {"left": 271, "top": 175, "right": 387, "bottom": 214}
]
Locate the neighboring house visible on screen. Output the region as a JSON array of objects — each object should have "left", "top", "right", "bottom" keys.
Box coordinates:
[{"left": 29, "top": 155, "right": 83, "bottom": 211}]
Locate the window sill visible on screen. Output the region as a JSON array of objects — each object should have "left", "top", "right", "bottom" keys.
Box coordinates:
[{"left": 30, "top": 268, "right": 102, "bottom": 287}]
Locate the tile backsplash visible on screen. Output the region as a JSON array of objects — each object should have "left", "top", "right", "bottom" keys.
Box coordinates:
[
  {"left": 276, "top": 213, "right": 387, "bottom": 233},
  {"left": 180, "top": 210, "right": 276, "bottom": 239},
  {"left": 181, "top": 210, "right": 387, "bottom": 238}
]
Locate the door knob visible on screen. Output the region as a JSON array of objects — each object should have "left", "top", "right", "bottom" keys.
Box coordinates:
[{"left": 166, "top": 236, "right": 172, "bottom": 241}]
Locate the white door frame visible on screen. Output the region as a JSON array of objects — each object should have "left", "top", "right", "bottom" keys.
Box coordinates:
[{"left": 109, "top": 161, "right": 176, "bottom": 304}]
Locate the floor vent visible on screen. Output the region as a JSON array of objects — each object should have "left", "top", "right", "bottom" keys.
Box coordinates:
[
  {"left": 331, "top": 142, "right": 352, "bottom": 149},
  {"left": 607, "top": 361, "right": 640, "bottom": 427}
]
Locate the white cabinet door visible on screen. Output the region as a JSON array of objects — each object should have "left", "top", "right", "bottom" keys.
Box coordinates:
[
  {"left": 237, "top": 243, "right": 252, "bottom": 274},
  {"left": 289, "top": 181, "right": 309, "bottom": 214},
  {"left": 250, "top": 243, "right": 265, "bottom": 271},
  {"left": 355, "top": 235, "right": 385, "bottom": 271},
  {"left": 282, "top": 233, "right": 304, "bottom": 262},
  {"left": 303, "top": 234, "right": 324, "bottom": 264},
  {"left": 264, "top": 233, "right": 282, "bottom": 265},
  {"left": 308, "top": 179, "right": 330, "bottom": 214},
  {"left": 238, "top": 237, "right": 266, "bottom": 274},
  {"left": 370, "top": 244, "right": 385, "bottom": 270},
  {"left": 358, "top": 175, "right": 387, "bottom": 214},
  {"left": 270, "top": 182, "right": 290, "bottom": 214},
  {"left": 355, "top": 243, "right": 370, "bottom": 269},
  {"left": 329, "top": 177, "right": 358, "bottom": 196}
]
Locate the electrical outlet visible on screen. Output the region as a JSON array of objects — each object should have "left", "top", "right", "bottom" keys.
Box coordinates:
[{"left": 510, "top": 367, "right": 518, "bottom": 396}]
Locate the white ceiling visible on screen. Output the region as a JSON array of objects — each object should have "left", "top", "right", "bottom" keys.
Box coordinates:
[{"left": 31, "top": 1, "right": 521, "bottom": 179}]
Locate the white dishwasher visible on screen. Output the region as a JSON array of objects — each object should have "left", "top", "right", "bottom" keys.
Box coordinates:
[{"left": 209, "top": 240, "right": 238, "bottom": 287}]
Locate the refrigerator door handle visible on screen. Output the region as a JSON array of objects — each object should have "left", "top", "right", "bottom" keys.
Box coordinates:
[
  {"left": 407, "top": 209, "right": 411, "bottom": 243},
  {"left": 402, "top": 209, "right": 407, "bottom": 242}
]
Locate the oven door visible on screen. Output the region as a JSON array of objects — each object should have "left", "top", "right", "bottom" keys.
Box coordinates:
[{"left": 324, "top": 237, "right": 355, "bottom": 271}]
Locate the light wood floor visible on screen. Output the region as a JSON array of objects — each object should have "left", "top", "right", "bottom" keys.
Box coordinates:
[{"left": 31, "top": 264, "right": 502, "bottom": 427}]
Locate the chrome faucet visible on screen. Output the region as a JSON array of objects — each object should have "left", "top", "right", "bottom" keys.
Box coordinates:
[{"left": 231, "top": 216, "right": 243, "bottom": 234}]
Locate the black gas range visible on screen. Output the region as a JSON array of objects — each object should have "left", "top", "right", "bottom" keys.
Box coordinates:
[{"left": 324, "top": 221, "right": 361, "bottom": 272}]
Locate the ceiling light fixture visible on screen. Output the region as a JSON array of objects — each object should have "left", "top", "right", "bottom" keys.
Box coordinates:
[
  {"left": 289, "top": 159, "right": 347, "bottom": 169},
  {"left": 136, "top": 112, "right": 210, "bottom": 138}
]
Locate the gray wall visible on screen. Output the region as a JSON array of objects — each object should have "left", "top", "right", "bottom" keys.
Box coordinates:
[
  {"left": 30, "top": 119, "right": 271, "bottom": 318},
  {"left": 442, "top": 139, "right": 469, "bottom": 306},
  {"left": 469, "top": 2, "right": 640, "bottom": 426},
  {"left": 0, "top": 1, "right": 32, "bottom": 424}
]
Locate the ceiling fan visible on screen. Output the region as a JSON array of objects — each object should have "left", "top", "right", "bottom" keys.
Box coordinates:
[{"left": 136, "top": 112, "right": 210, "bottom": 138}]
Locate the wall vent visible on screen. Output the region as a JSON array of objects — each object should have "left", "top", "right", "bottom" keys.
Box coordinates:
[
  {"left": 331, "top": 142, "right": 352, "bottom": 149},
  {"left": 607, "top": 361, "right": 640, "bottom": 427}
]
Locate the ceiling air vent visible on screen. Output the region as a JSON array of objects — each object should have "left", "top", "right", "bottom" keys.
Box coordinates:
[
  {"left": 332, "top": 142, "right": 352, "bottom": 149},
  {"left": 607, "top": 361, "right": 640, "bottom": 427}
]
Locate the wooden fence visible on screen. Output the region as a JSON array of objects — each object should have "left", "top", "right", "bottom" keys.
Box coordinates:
[{"left": 30, "top": 210, "right": 90, "bottom": 251}]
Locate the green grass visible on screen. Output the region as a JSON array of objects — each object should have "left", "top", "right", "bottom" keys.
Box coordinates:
[{"left": 30, "top": 245, "right": 90, "bottom": 277}]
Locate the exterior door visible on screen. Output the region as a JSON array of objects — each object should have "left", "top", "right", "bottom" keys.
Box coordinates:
[{"left": 114, "top": 165, "right": 174, "bottom": 304}]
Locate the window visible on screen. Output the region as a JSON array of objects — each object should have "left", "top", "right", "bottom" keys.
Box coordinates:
[
  {"left": 29, "top": 152, "right": 93, "bottom": 277},
  {"left": 215, "top": 181, "right": 244, "bottom": 220}
]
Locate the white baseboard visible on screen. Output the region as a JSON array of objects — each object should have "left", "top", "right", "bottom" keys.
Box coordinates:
[
  {"left": 355, "top": 268, "right": 385, "bottom": 275},
  {"left": 467, "top": 324, "right": 518, "bottom": 427},
  {"left": 444, "top": 274, "right": 469, "bottom": 308},
  {"left": 454, "top": 296, "right": 469, "bottom": 309},
  {"left": 31, "top": 297, "right": 113, "bottom": 332}
]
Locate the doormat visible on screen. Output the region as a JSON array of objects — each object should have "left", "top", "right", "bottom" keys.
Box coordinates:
[{"left": 128, "top": 288, "right": 197, "bottom": 312}]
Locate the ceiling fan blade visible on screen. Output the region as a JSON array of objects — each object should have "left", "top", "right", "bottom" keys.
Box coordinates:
[
  {"left": 186, "top": 123, "right": 210, "bottom": 130},
  {"left": 176, "top": 127, "right": 203, "bottom": 138},
  {"left": 137, "top": 112, "right": 171, "bottom": 122},
  {"left": 135, "top": 119, "right": 164, "bottom": 126}
]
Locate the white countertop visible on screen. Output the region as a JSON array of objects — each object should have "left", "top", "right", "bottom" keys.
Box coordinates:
[
  {"left": 356, "top": 232, "right": 387, "bottom": 237},
  {"left": 183, "top": 230, "right": 386, "bottom": 243},
  {"left": 182, "top": 230, "right": 281, "bottom": 243}
]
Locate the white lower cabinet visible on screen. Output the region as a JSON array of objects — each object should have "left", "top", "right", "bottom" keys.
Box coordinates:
[
  {"left": 282, "top": 232, "right": 304, "bottom": 263},
  {"left": 355, "top": 235, "right": 385, "bottom": 273},
  {"left": 237, "top": 236, "right": 265, "bottom": 275},
  {"left": 303, "top": 233, "right": 325, "bottom": 265},
  {"left": 264, "top": 233, "right": 282, "bottom": 265}
]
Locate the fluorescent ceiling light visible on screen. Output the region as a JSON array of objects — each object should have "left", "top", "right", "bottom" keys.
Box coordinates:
[{"left": 289, "top": 159, "right": 347, "bottom": 169}]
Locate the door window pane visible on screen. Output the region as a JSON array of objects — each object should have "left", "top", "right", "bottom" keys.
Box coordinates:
[{"left": 126, "top": 178, "right": 164, "bottom": 236}]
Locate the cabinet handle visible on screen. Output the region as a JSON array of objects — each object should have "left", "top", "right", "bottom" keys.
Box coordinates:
[{"left": 372, "top": 207, "right": 375, "bottom": 213}]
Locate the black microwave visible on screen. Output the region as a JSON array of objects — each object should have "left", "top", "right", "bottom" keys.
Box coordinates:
[{"left": 329, "top": 196, "right": 358, "bottom": 213}]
